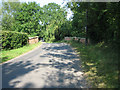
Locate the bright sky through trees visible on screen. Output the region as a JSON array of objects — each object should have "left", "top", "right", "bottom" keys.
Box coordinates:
[
  {"left": 20, "top": 0, "right": 72, "bottom": 19},
  {"left": 20, "top": 0, "right": 73, "bottom": 20}
]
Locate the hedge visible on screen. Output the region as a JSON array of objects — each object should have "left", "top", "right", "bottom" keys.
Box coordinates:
[{"left": 2, "top": 31, "right": 28, "bottom": 50}]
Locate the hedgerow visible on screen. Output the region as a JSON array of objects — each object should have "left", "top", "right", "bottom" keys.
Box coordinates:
[{"left": 2, "top": 31, "right": 28, "bottom": 50}]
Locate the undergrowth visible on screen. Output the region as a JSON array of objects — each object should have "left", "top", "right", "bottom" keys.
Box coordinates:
[{"left": 68, "top": 41, "right": 118, "bottom": 88}]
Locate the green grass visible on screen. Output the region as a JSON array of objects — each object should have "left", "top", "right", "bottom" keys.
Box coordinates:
[
  {"left": 67, "top": 41, "right": 118, "bottom": 88},
  {"left": 1, "top": 42, "right": 42, "bottom": 63}
]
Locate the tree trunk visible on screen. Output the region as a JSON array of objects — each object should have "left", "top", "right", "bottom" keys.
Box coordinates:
[{"left": 85, "top": 9, "right": 88, "bottom": 46}]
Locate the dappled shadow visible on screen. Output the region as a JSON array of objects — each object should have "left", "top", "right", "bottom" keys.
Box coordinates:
[
  {"left": 2, "top": 43, "right": 89, "bottom": 88},
  {"left": 40, "top": 53, "right": 77, "bottom": 60},
  {"left": 39, "top": 43, "right": 88, "bottom": 88},
  {"left": 71, "top": 42, "right": 119, "bottom": 88},
  {"left": 35, "top": 62, "right": 87, "bottom": 88},
  {"left": 42, "top": 43, "right": 73, "bottom": 53},
  {"left": 2, "top": 60, "right": 41, "bottom": 88}
]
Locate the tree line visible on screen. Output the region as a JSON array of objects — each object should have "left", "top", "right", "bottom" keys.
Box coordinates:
[
  {"left": 67, "top": 2, "right": 120, "bottom": 48},
  {"left": 2, "top": 1, "right": 120, "bottom": 48},
  {"left": 2, "top": 1, "right": 72, "bottom": 42}
]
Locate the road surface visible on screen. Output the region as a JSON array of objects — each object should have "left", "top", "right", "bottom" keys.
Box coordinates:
[{"left": 2, "top": 43, "right": 89, "bottom": 88}]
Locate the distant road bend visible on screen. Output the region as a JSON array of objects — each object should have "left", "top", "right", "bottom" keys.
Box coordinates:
[{"left": 2, "top": 43, "right": 89, "bottom": 88}]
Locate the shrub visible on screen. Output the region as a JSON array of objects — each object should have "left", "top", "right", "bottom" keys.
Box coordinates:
[{"left": 2, "top": 31, "right": 28, "bottom": 50}]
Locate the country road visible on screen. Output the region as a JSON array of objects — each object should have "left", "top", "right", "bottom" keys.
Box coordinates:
[{"left": 2, "top": 43, "right": 89, "bottom": 88}]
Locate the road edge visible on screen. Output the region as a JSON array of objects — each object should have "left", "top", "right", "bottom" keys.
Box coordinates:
[{"left": 1, "top": 42, "right": 44, "bottom": 65}]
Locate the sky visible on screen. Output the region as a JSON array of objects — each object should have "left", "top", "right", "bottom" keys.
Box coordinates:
[
  {"left": 19, "top": 0, "right": 73, "bottom": 20},
  {"left": 20, "top": 0, "right": 65, "bottom": 7}
]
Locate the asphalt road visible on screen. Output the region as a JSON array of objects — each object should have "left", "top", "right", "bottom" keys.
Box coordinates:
[{"left": 2, "top": 43, "right": 89, "bottom": 88}]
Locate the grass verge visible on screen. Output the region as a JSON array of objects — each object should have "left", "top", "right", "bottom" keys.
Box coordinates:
[
  {"left": 1, "top": 42, "right": 42, "bottom": 63},
  {"left": 67, "top": 40, "right": 118, "bottom": 88}
]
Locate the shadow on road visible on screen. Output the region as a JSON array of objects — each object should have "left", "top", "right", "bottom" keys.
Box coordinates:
[
  {"left": 2, "top": 43, "right": 88, "bottom": 88},
  {"left": 2, "top": 60, "right": 39, "bottom": 88}
]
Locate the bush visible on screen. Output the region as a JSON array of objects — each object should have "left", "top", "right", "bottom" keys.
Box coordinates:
[{"left": 2, "top": 31, "right": 28, "bottom": 50}]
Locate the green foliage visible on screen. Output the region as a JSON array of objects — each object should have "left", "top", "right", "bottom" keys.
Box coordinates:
[
  {"left": 2, "top": 2, "right": 69, "bottom": 41},
  {"left": 68, "top": 41, "right": 118, "bottom": 88},
  {"left": 2, "top": 1, "right": 21, "bottom": 31},
  {"left": 67, "top": 2, "right": 120, "bottom": 46},
  {"left": 41, "top": 3, "right": 67, "bottom": 41},
  {"left": 44, "top": 24, "right": 56, "bottom": 42},
  {"left": 56, "top": 21, "right": 73, "bottom": 40},
  {"left": 13, "top": 2, "right": 42, "bottom": 36},
  {"left": 1, "top": 1, "right": 71, "bottom": 41},
  {"left": 2, "top": 31, "right": 28, "bottom": 50},
  {"left": 2, "top": 42, "right": 41, "bottom": 63},
  {"left": 67, "top": 3, "right": 119, "bottom": 87},
  {"left": 2, "top": 1, "right": 43, "bottom": 37}
]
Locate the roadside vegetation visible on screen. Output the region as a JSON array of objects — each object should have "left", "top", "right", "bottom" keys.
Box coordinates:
[
  {"left": 2, "top": 31, "right": 28, "bottom": 50},
  {"left": 53, "top": 39, "right": 119, "bottom": 88},
  {"left": 1, "top": 0, "right": 119, "bottom": 88},
  {"left": 64, "top": 40, "right": 118, "bottom": 88},
  {"left": 1, "top": 42, "right": 41, "bottom": 63}
]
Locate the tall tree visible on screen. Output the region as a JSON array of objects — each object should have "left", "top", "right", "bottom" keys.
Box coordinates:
[
  {"left": 2, "top": 0, "right": 21, "bottom": 30},
  {"left": 13, "top": 2, "right": 42, "bottom": 36},
  {"left": 41, "top": 3, "right": 67, "bottom": 41},
  {"left": 67, "top": 2, "right": 120, "bottom": 45}
]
